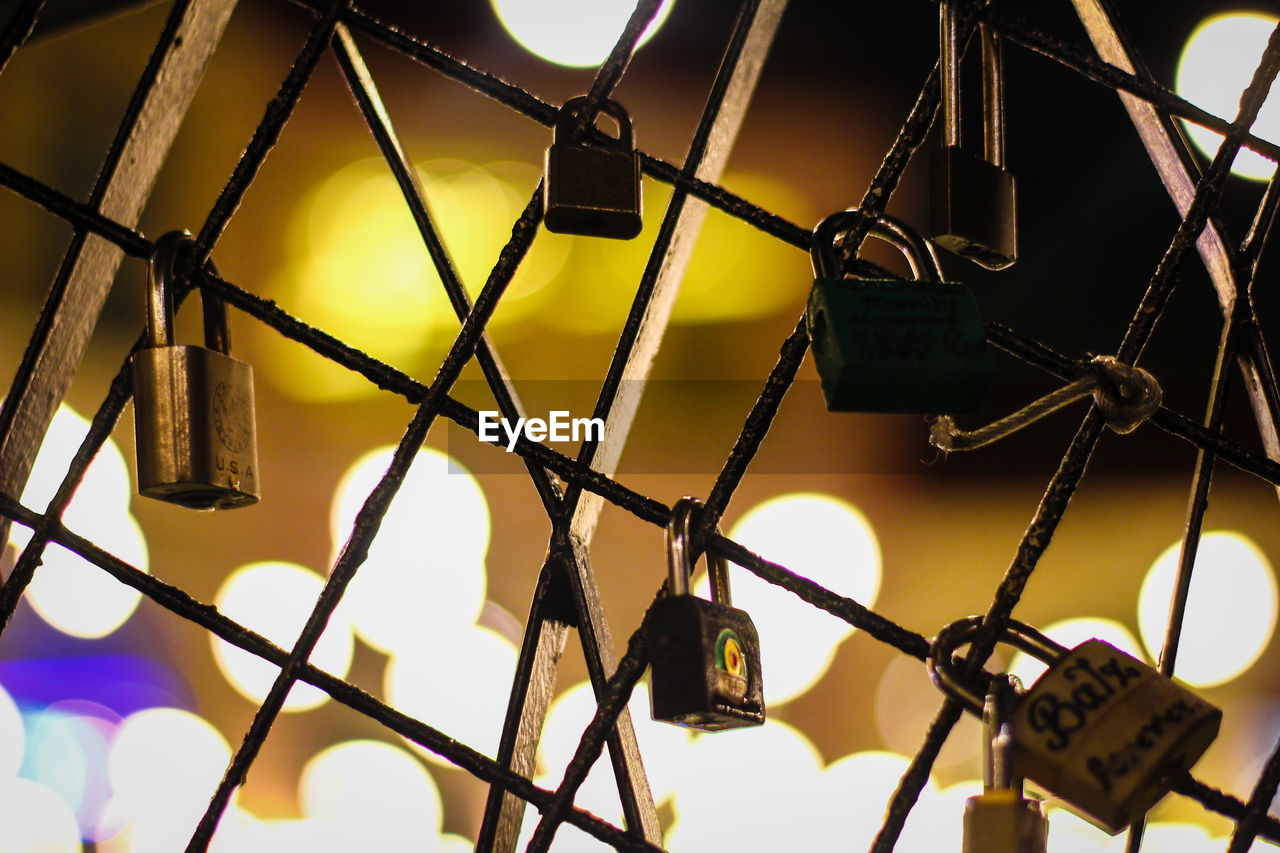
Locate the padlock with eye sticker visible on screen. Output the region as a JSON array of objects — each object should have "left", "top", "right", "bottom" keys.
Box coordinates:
[{"left": 647, "top": 497, "right": 764, "bottom": 732}]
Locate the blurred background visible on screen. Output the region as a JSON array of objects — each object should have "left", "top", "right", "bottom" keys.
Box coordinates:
[{"left": 1, "top": 0, "right": 1280, "bottom": 849}]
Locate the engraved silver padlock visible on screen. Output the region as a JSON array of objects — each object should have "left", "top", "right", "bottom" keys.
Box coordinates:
[
  {"left": 543, "top": 95, "right": 642, "bottom": 239},
  {"left": 962, "top": 674, "right": 1049, "bottom": 853},
  {"left": 929, "top": 617, "right": 1221, "bottom": 834},
  {"left": 930, "top": 0, "right": 1017, "bottom": 269},
  {"left": 132, "top": 231, "right": 259, "bottom": 510}
]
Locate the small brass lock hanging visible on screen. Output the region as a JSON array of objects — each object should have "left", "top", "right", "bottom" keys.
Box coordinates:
[
  {"left": 962, "top": 674, "right": 1049, "bottom": 853},
  {"left": 647, "top": 497, "right": 764, "bottom": 731},
  {"left": 806, "top": 209, "right": 992, "bottom": 414},
  {"left": 132, "top": 231, "right": 259, "bottom": 510},
  {"left": 928, "top": 617, "right": 1221, "bottom": 834},
  {"left": 543, "top": 95, "right": 643, "bottom": 239},
  {"left": 929, "top": 0, "right": 1018, "bottom": 269}
]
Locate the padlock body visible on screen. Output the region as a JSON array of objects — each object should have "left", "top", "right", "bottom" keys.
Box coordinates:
[
  {"left": 806, "top": 278, "right": 992, "bottom": 414},
  {"left": 647, "top": 595, "right": 764, "bottom": 731},
  {"left": 1010, "top": 640, "right": 1221, "bottom": 833},
  {"left": 133, "top": 344, "right": 259, "bottom": 510},
  {"left": 930, "top": 145, "right": 1017, "bottom": 270},
  {"left": 544, "top": 143, "right": 642, "bottom": 239},
  {"left": 962, "top": 791, "right": 1048, "bottom": 853}
]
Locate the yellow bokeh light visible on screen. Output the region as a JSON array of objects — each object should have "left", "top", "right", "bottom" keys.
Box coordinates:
[
  {"left": 383, "top": 623, "right": 518, "bottom": 767},
  {"left": 549, "top": 173, "right": 816, "bottom": 335},
  {"left": 299, "top": 740, "right": 443, "bottom": 846},
  {"left": 211, "top": 562, "right": 354, "bottom": 712},
  {"left": 1177, "top": 13, "right": 1280, "bottom": 180},
  {"left": 330, "top": 445, "right": 490, "bottom": 654},
  {"left": 1138, "top": 531, "right": 1278, "bottom": 687},
  {"left": 1008, "top": 617, "right": 1145, "bottom": 687},
  {"left": 263, "top": 159, "right": 571, "bottom": 402},
  {"left": 694, "top": 492, "right": 881, "bottom": 705},
  {"left": 490, "top": 0, "right": 677, "bottom": 68}
]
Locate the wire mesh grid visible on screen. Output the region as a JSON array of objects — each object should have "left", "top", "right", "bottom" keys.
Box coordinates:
[{"left": 2, "top": 0, "right": 1280, "bottom": 850}]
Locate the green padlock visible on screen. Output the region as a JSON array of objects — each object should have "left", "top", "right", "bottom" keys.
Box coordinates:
[{"left": 805, "top": 210, "right": 992, "bottom": 414}]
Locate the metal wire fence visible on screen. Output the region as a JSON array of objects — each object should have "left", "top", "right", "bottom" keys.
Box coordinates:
[{"left": 1, "top": 0, "right": 1280, "bottom": 850}]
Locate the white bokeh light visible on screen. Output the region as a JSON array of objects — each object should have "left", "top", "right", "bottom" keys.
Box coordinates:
[
  {"left": 665, "top": 719, "right": 825, "bottom": 850},
  {"left": 0, "top": 776, "right": 83, "bottom": 853},
  {"left": 539, "top": 680, "right": 691, "bottom": 811},
  {"left": 21, "top": 404, "right": 131, "bottom": 515},
  {"left": 1008, "top": 617, "right": 1146, "bottom": 687},
  {"left": 211, "top": 562, "right": 354, "bottom": 712},
  {"left": 13, "top": 514, "right": 149, "bottom": 639},
  {"left": 693, "top": 493, "right": 881, "bottom": 705},
  {"left": 490, "top": 0, "right": 677, "bottom": 68},
  {"left": 1177, "top": 13, "right": 1280, "bottom": 180},
  {"left": 331, "top": 446, "right": 489, "bottom": 655},
  {"left": 9, "top": 404, "right": 148, "bottom": 639},
  {"left": 299, "top": 739, "right": 443, "bottom": 847},
  {"left": 104, "top": 707, "right": 238, "bottom": 852},
  {"left": 814, "top": 751, "right": 942, "bottom": 851},
  {"left": 1138, "top": 531, "right": 1278, "bottom": 687},
  {"left": 384, "top": 623, "right": 518, "bottom": 766}
]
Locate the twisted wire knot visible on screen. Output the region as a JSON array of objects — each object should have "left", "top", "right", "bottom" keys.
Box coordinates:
[
  {"left": 930, "top": 354, "right": 1163, "bottom": 453},
  {"left": 1085, "top": 355, "right": 1162, "bottom": 434}
]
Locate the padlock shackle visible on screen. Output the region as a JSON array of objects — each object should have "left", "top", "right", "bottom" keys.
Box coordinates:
[
  {"left": 926, "top": 616, "right": 1068, "bottom": 716},
  {"left": 556, "top": 95, "right": 633, "bottom": 148},
  {"left": 146, "top": 230, "right": 232, "bottom": 355},
  {"left": 939, "top": 0, "right": 1005, "bottom": 167},
  {"left": 810, "top": 210, "right": 943, "bottom": 282},
  {"left": 666, "top": 496, "right": 731, "bottom": 605},
  {"left": 982, "top": 674, "right": 1020, "bottom": 792}
]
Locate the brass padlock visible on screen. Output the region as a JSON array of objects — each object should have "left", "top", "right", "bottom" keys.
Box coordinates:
[
  {"left": 962, "top": 674, "right": 1049, "bottom": 853},
  {"left": 543, "top": 95, "right": 642, "bottom": 239},
  {"left": 806, "top": 209, "right": 992, "bottom": 414},
  {"left": 133, "top": 231, "right": 259, "bottom": 510},
  {"left": 647, "top": 497, "right": 764, "bottom": 731},
  {"left": 930, "top": 0, "right": 1017, "bottom": 269},
  {"left": 928, "top": 617, "right": 1221, "bottom": 834}
]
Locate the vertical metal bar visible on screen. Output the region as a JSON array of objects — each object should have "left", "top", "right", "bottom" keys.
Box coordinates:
[
  {"left": 1071, "top": 0, "right": 1280, "bottom": 477},
  {"left": 476, "top": 562, "right": 575, "bottom": 851},
  {"left": 982, "top": 25, "right": 1005, "bottom": 168},
  {"left": 0, "top": 0, "right": 237, "bottom": 553},
  {"left": 941, "top": 0, "right": 960, "bottom": 148}
]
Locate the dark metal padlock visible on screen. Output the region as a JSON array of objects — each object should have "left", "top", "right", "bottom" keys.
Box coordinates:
[
  {"left": 930, "top": 0, "right": 1017, "bottom": 269},
  {"left": 806, "top": 210, "right": 992, "bottom": 414},
  {"left": 929, "top": 617, "right": 1222, "bottom": 835},
  {"left": 543, "top": 95, "right": 642, "bottom": 239},
  {"left": 648, "top": 497, "right": 764, "bottom": 732},
  {"left": 962, "top": 674, "right": 1048, "bottom": 853},
  {"left": 132, "top": 231, "right": 259, "bottom": 510}
]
